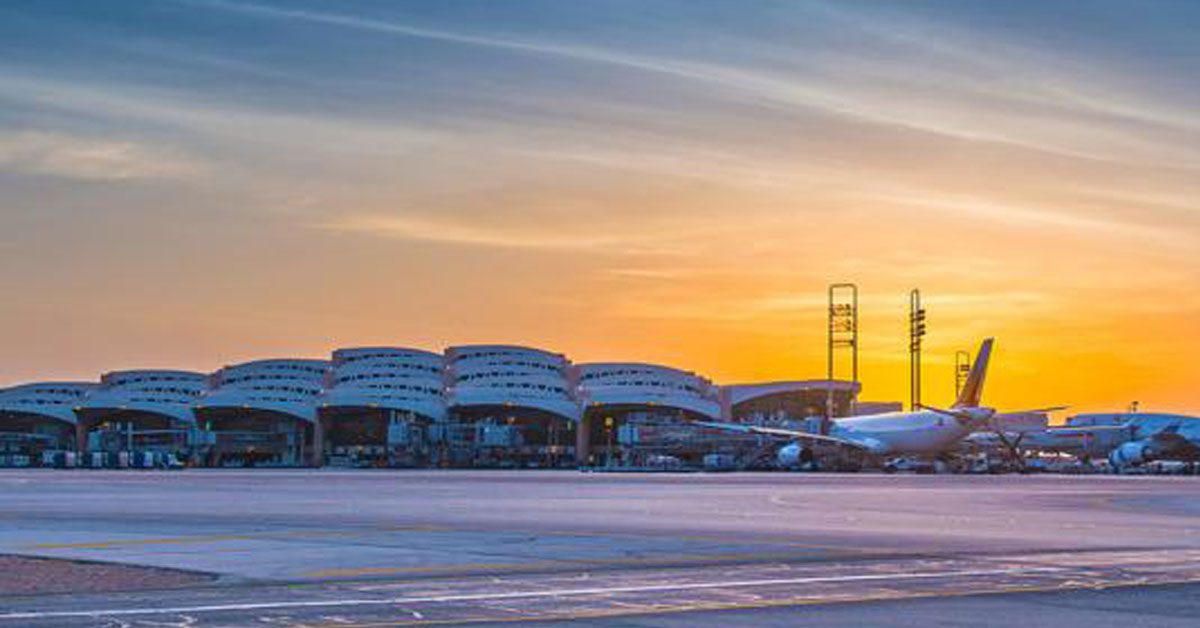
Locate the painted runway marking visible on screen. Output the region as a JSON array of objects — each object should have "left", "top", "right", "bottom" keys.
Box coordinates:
[
  {"left": 0, "top": 566, "right": 1063, "bottom": 621},
  {"left": 304, "top": 550, "right": 853, "bottom": 579},
  {"left": 25, "top": 526, "right": 451, "bottom": 550}
]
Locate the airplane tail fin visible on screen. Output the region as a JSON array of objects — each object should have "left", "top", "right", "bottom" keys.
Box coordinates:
[{"left": 953, "top": 338, "right": 994, "bottom": 409}]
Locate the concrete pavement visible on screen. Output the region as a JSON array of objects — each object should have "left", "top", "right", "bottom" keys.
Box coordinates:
[{"left": 0, "top": 470, "right": 1197, "bottom": 625}]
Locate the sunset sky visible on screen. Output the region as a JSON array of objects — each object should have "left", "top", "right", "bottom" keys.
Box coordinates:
[{"left": 1, "top": 0, "right": 1197, "bottom": 414}]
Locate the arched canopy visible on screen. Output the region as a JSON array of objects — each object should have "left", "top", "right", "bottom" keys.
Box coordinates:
[
  {"left": 578, "top": 363, "right": 720, "bottom": 419},
  {"left": 77, "top": 370, "right": 207, "bottom": 425},
  {"left": 321, "top": 388, "right": 447, "bottom": 422},
  {"left": 332, "top": 347, "right": 443, "bottom": 370},
  {"left": 325, "top": 348, "right": 446, "bottom": 421},
  {"left": 582, "top": 394, "right": 721, "bottom": 420},
  {"left": 446, "top": 345, "right": 570, "bottom": 376},
  {"left": 0, "top": 382, "right": 95, "bottom": 426},
  {"left": 448, "top": 400, "right": 581, "bottom": 425},
  {"left": 724, "top": 380, "right": 860, "bottom": 407},
  {"left": 195, "top": 391, "right": 319, "bottom": 423},
  {"left": 200, "top": 359, "right": 327, "bottom": 424},
  {"left": 76, "top": 396, "right": 198, "bottom": 424}
]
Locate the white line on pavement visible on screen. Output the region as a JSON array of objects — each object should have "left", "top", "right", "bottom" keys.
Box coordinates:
[{"left": 0, "top": 566, "right": 1065, "bottom": 621}]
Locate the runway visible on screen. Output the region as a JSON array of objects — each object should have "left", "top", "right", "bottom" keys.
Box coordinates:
[{"left": 0, "top": 470, "right": 1197, "bottom": 626}]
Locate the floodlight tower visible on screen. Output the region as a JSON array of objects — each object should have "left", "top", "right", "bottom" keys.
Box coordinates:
[
  {"left": 954, "top": 350, "right": 972, "bottom": 398},
  {"left": 909, "top": 289, "right": 927, "bottom": 411},
  {"left": 826, "top": 283, "right": 859, "bottom": 430}
]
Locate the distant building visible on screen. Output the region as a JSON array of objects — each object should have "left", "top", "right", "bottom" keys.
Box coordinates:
[
  {"left": 723, "top": 381, "right": 862, "bottom": 423},
  {"left": 195, "top": 359, "right": 329, "bottom": 467},
  {"left": 77, "top": 370, "right": 207, "bottom": 465},
  {"left": 0, "top": 382, "right": 94, "bottom": 465},
  {"left": 852, "top": 401, "right": 904, "bottom": 416},
  {"left": 577, "top": 362, "right": 721, "bottom": 465},
  {"left": 321, "top": 347, "right": 445, "bottom": 467},
  {"left": 0, "top": 344, "right": 864, "bottom": 468}
]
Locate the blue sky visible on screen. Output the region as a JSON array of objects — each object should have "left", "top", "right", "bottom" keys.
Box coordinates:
[{"left": 1, "top": 1, "right": 1197, "bottom": 410}]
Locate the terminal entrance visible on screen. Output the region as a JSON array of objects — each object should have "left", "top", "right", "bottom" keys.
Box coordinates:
[
  {"left": 0, "top": 412, "right": 74, "bottom": 467},
  {"left": 732, "top": 389, "right": 855, "bottom": 423},
  {"left": 76, "top": 410, "right": 193, "bottom": 468},
  {"left": 442, "top": 406, "right": 575, "bottom": 468},
  {"left": 198, "top": 410, "right": 314, "bottom": 467},
  {"left": 320, "top": 408, "right": 434, "bottom": 468},
  {"left": 581, "top": 406, "right": 751, "bottom": 468}
]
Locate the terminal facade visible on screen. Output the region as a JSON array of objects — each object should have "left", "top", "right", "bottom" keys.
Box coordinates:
[{"left": 0, "top": 345, "right": 860, "bottom": 468}]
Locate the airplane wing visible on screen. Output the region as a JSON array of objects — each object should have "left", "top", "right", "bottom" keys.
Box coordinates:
[
  {"left": 1146, "top": 425, "right": 1199, "bottom": 451},
  {"left": 1044, "top": 425, "right": 1135, "bottom": 436},
  {"left": 694, "top": 421, "right": 872, "bottom": 452}
]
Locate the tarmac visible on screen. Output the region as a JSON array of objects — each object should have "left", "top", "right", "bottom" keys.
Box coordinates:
[{"left": 0, "top": 470, "right": 1198, "bottom": 626}]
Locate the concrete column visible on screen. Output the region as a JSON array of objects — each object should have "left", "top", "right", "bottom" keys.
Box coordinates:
[
  {"left": 75, "top": 419, "right": 90, "bottom": 459},
  {"left": 718, "top": 386, "right": 733, "bottom": 421},
  {"left": 310, "top": 419, "right": 324, "bottom": 468},
  {"left": 575, "top": 415, "right": 591, "bottom": 465}
]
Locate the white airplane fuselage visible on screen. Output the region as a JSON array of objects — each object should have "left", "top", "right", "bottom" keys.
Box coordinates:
[
  {"left": 831, "top": 411, "right": 976, "bottom": 456},
  {"left": 768, "top": 337, "right": 997, "bottom": 468}
]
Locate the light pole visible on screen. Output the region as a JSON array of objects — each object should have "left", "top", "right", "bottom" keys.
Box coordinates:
[
  {"left": 827, "top": 283, "right": 858, "bottom": 430},
  {"left": 909, "top": 289, "right": 926, "bottom": 411}
]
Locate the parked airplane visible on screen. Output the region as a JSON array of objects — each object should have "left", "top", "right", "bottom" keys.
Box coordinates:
[
  {"left": 989, "top": 413, "right": 1200, "bottom": 472},
  {"left": 698, "top": 338, "right": 1062, "bottom": 470}
]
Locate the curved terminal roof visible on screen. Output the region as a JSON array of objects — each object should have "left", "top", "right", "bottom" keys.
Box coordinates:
[
  {"left": 323, "top": 347, "right": 447, "bottom": 421},
  {"left": 77, "top": 370, "right": 207, "bottom": 424},
  {"left": 447, "top": 345, "right": 569, "bottom": 372},
  {"left": 198, "top": 359, "right": 329, "bottom": 423},
  {"left": 0, "top": 382, "right": 96, "bottom": 425},
  {"left": 7, "top": 346, "right": 887, "bottom": 428},
  {"left": 724, "top": 380, "right": 861, "bottom": 407},
  {"left": 446, "top": 345, "right": 579, "bottom": 422},
  {"left": 577, "top": 363, "right": 721, "bottom": 419},
  {"left": 332, "top": 347, "right": 443, "bottom": 368}
]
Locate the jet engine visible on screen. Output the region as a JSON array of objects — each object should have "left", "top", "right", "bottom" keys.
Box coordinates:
[
  {"left": 1109, "top": 440, "right": 1153, "bottom": 469},
  {"left": 777, "top": 442, "right": 815, "bottom": 469}
]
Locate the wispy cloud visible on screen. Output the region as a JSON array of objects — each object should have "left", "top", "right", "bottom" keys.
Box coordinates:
[
  {"left": 314, "top": 212, "right": 712, "bottom": 256},
  {"left": 315, "top": 212, "right": 624, "bottom": 251},
  {"left": 857, "top": 189, "right": 1193, "bottom": 246},
  {"left": 809, "top": 1, "right": 1200, "bottom": 135},
  {"left": 0, "top": 72, "right": 444, "bottom": 158},
  {"left": 2, "top": 0, "right": 1197, "bottom": 410},
  {"left": 0, "top": 131, "right": 203, "bottom": 181},
  {"left": 183, "top": 0, "right": 1200, "bottom": 169}
]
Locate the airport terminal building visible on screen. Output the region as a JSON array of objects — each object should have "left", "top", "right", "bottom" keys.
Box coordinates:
[{"left": 0, "top": 345, "right": 861, "bottom": 468}]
